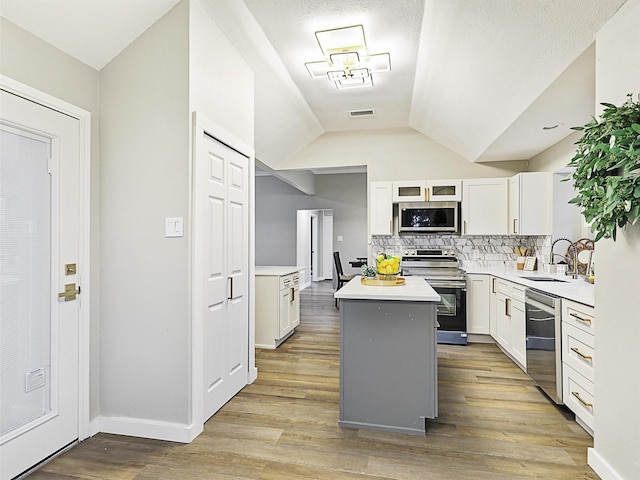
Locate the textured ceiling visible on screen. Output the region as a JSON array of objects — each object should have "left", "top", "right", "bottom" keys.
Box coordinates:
[{"left": 1, "top": 0, "right": 628, "bottom": 166}]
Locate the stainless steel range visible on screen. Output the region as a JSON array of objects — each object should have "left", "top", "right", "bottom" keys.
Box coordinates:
[{"left": 402, "top": 249, "right": 468, "bottom": 345}]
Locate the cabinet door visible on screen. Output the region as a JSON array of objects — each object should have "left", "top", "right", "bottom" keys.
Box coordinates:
[
  {"left": 508, "top": 175, "right": 520, "bottom": 234},
  {"left": 489, "top": 277, "right": 498, "bottom": 338},
  {"left": 392, "top": 180, "right": 427, "bottom": 202},
  {"left": 510, "top": 299, "right": 526, "bottom": 368},
  {"left": 467, "top": 274, "right": 490, "bottom": 334},
  {"left": 428, "top": 179, "right": 462, "bottom": 202},
  {"left": 289, "top": 284, "right": 300, "bottom": 328},
  {"left": 462, "top": 178, "right": 508, "bottom": 235},
  {"left": 495, "top": 292, "right": 511, "bottom": 350},
  {"left": 370, "top": 181, "right": 393, "bottom": 235},
  {"left": 279, "top": 288, "right": 293, "bottom": 339},
  {"left": 509, "top": 173, "right": 551, "bottom": 235}
]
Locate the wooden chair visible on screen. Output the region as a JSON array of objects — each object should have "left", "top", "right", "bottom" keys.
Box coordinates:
[{"left": 333, "top": 251, "right": 355, "bottom": 308}]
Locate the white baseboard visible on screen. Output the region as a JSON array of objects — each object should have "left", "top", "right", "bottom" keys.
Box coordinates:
[
  {"left": 588, "top": 448, "right": 624, "bottom": 480},
  {"left": 96, "top": 415, "right": 202, "bottom": 443},
  {"left": 248, "top": 367, "right": 258, "bottom": 383}
]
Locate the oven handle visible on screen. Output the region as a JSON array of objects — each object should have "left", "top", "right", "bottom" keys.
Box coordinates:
[{"left": 426, "top": 281, "right": 467, "bottom": 289}]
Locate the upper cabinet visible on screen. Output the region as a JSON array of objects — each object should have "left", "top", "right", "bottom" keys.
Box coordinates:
[
  {"left": 427, "top": 179, "right": 462, "bottom": 202},
  {"left": 508, "top": 172, "right": 551, "bottom": 235},
  {"left": 392, "top": 179, "right": 462, "bottom": 203},
  {"left": 370, "top": 181, "right": 394, "bottom": 235},
  {"left": 462, "top": 178, "right": 508, "bottom": 235},
  {"left": 392, "top": 180, "right": 427, "bottom": 202}
]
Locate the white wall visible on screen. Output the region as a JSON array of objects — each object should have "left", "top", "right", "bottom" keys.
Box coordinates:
[
  {"left": 277, "top": 127, "right": 527, "bottom": 181},
  {"left": 99, "top": 0, "right": 191, "bottom": 428},
  {"left": 0, "top": 17, "right": 102, "bottom": 421},
  {"left": 588, "top": 1, "right": 640, "bottom": 478}
]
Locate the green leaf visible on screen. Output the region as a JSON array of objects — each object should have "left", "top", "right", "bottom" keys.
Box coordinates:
[{"left": 632, "top": 124, "right": 640, "bottom": 133}]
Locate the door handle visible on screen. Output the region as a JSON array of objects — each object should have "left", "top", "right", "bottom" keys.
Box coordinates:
[
  {"left": 290, "top": 287, "right": 295, "bottom": 302},
  {"left": 228, "top": 276, "right": 233, "bottom": 300},
  {"left": 58, "top": 283, "right": 80, "bottom": 301},
  {"left": 505, "top": 297, "right": 511, "bottom": 316},
  {"left": 513, "top": 219, "right": 518, "bottom": 234}
]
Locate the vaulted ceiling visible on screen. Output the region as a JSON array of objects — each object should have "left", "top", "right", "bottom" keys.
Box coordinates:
[{"left": 1, "top": 0, "right": 628, "bottom": 168}]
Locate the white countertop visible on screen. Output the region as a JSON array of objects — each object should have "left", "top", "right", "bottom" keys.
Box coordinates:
[
  {"left": 464, "top": 268, "right": 594, "bottom": 306},
  {"left": 255, "top": 266, "right": 299, "bottom": 276},
  {"left": 334, "top": 276, "right": 441, "bottom": 302}
]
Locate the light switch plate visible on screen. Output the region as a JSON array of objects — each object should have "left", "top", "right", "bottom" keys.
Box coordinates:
[
  {"left": 337, "top": 235, "right": 343, "bottom": 242},
  {"left": 165, "top": 217, "right": 184, "bottom": 237}
]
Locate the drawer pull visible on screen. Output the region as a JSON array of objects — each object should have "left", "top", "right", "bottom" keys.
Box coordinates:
[
  {"left": 571, "top": 347, "right": 592, "bottom": 360},
  {"left": 572, "top": 391, "right": 593, "bottom": 408},
  {"left": 570, "top": 312, "right": 591, "bottom": 324}
]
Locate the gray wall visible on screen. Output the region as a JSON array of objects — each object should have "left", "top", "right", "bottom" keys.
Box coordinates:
[{"left": 256, "top": 173, "right": 367, "bottom": 276}]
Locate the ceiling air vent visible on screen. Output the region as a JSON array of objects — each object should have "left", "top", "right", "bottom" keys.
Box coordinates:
[{"left": 349, "top": 109, "right": 375, "bottom": 118}]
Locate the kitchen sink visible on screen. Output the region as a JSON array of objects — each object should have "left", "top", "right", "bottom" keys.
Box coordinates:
[{"left": 521, "top": 277, "right": 567, "bottom": 283}]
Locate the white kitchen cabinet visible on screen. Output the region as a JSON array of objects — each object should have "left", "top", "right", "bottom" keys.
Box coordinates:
[
  {"left": 492, "top": 277, "right": 526, "bottom": 370},
  {"left": 392, "top": 179, "right": 462, "bottom": 203},
  {"left": 392, "top": 180, "right": 427, "bottom": 202},
  {"left": 489, "top": 276, "right": 498, "bottom": 338},
  {"left": 255, "top": 268, "right": 300, "bottom": 349},
  {"left": 370, "top": 181, "right": 394, "bottom": 235},
  {"left": 427, "top": 179, "right": 462, "bottom": 202},
  {"left": 562, "top": 299, "right": 595, "bottom": 434},
  {"left": 461, "top": 178, "right": 508, "bottom": 235},
  {"left": 466, "top": 274, "right": 490, "bottom": 335},
  {"left": 508, "top": 172, "right": 551, "bottom": 235}
]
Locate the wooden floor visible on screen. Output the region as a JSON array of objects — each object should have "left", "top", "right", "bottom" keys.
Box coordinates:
[{"left": 29, "top": 280, "right": 598, "bottom": 479}]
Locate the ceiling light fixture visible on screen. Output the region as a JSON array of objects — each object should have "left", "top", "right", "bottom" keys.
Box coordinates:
[{"left": 305, "top": 25, "right": 391, "bottom": 91}]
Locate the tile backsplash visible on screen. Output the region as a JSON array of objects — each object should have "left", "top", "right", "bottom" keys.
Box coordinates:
[{"left": 371, "top": 234, "right": 552, "bottom": 270}]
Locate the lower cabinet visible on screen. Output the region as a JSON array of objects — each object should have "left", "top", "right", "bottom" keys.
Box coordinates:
[
  {"left": 467, "top": 274, "right": 490, "bottom": 335},
  {"left": 255, "top": 269, "right": 300, "bottom": 349},
  {"left": 492, "top": 277, "right": 526, "bottom": 370},
  {"left": 562, "top": 299, "right": 595, "bottom": 434}
]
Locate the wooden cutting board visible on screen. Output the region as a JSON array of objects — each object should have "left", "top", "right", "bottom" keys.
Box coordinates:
[{"left": 361, "top": 276, "right": 406, "bottom": 286}]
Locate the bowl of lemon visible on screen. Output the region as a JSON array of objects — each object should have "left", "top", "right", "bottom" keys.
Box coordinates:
[{"left": 376, "top": 253, "right": 401, "bottom": 279}]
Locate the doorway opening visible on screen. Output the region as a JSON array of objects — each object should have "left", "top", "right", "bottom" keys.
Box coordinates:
[{"left": 296, "top": 209, "right": 333, "bottom": 289}]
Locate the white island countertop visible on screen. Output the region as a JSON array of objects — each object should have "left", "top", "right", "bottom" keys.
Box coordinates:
[
  {"left": 335, "top": 276, "right": 440, "bottom": 302},
  {"left": 255, "top": 266, "right": 299, "bottom": 276}
]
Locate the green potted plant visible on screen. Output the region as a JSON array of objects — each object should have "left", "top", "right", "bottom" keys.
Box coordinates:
[{"left": 567, "top": 93, "right": 640, "bottom": 241}]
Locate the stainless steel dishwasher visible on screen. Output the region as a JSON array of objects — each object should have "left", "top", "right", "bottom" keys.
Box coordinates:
[{"left": 525, "top": 288, "right": 563, "bottom": 404}]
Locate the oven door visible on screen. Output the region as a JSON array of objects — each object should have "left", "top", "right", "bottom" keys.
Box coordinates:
[{"left": 429, "top": 282, "right": 467, "bottom": 345}]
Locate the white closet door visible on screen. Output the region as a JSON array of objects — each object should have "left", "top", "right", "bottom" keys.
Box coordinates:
[
  {"left": 196, "top": 131, "right": 248, "bottom": 422},
  {"left": 0, "top": 90, "right": 80, "bottom": 479}
]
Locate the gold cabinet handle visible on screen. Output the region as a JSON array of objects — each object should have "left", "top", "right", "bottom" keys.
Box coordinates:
[
  {"left": 228, "top": 276, "right": 233, "bottom": 300},
  {"left": 572, "top": 391, "right": 593, "bottom": 408},
  {"left": 570, "top": 312, "right": 592, "bottom": 324},
  {"left": 571, "top": 347, "right": 592, "bottom": 360},
  {"left": 463, "top": 220, "right": 467, "bottom": 235},
  {"left": 505, "top": 297, "right": 511, "bottom": 317},
  {"left": 290, "top": 287, "right": 295, "bottom": 302},
  {"left": 513, "top": 219, "right": 518, "bottom": 234}
]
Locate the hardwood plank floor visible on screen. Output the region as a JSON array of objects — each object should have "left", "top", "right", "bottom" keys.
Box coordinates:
[{"left": 29, "top": 280, "right": 597, "bottom": 479}]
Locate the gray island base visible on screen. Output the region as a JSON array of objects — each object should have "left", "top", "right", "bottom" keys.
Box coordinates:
[{"left": 335, "top": 276, "right": 440, "bottom": 435}]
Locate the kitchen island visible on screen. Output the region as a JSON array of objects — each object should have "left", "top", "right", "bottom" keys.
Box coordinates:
[{"left": 334, "top": 276, "right": 440, "bottom": 435}]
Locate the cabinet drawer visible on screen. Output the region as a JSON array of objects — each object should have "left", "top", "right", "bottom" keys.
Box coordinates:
[
  {"left": 280, "top": 273, "right": 299, "bottom": 289},
  {"left": 562, "top": 322, "right": 594, "bottom": 382},
  {"left": 495, "top": 278, "right": 525, "bottom": 302},
  {"left": 562, "top": 299, "right": 594, "bottom": 335},
  {"left": 563, "top": 365, "right": 594, "bottom": 430}
]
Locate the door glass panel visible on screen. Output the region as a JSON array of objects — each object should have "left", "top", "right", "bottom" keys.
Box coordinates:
[
  {"left": 432, "top": 185, "right": 456, "bottom": 196},
  {"left": 0, "top": 126, "right": 52, "bottom": 438},
  {"left": 398, "top": 186, "right": 421, "bottom": 197},
  {"left": 437, "top": 292, "right": 457, "bottom": 316}
]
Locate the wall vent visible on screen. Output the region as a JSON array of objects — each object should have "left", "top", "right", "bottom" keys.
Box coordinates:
[{"left": 349, "top": 109, "right": 375, "bottom": 118}]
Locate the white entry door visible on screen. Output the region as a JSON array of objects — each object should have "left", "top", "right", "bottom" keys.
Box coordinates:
[
  {"left": 0, "top": 89, "right": 81, "bottom": 479},
  {"left": 195, "top": 129, "right": 249, "bottom": 421}
]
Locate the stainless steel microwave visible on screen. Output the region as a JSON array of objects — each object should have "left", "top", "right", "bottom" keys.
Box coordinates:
[{"left": 398, "top": 201, "right": 460, "bottom": 233}]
